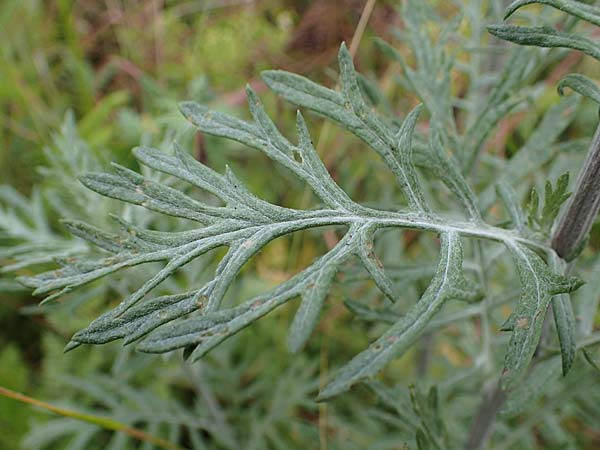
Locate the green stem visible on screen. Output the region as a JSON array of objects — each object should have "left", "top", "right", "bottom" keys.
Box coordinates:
[{"left": 0, "top": 386, "right": 186, "bottom": 450}]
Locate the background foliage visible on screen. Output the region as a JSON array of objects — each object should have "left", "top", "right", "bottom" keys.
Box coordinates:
[{"left": 1, "top": 1, "right": 599, "bottom": 449}]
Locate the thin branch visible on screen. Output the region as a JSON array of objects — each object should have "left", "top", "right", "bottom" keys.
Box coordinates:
[
  {"left": 465, "top": 382, "right": 507, "bottom": 450},
  {"left": 348, "top": 0, "right": 378, "bottom": 57},
  {"left": 0, "top": 386, "right": 185, "bottom": 450}
]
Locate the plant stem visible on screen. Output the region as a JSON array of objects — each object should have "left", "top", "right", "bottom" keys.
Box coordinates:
[
  {"left": 465, "top": 382, "right": 507, "bottom": 450},
  {"left": 475, "top": 241, "right": 493, "bottom": 374},
  {"left": 416, "top": 332, "right": 434, "bottom": 377},
  {"left": 551, "top": 121, "right": 600, "bottom": 260}
]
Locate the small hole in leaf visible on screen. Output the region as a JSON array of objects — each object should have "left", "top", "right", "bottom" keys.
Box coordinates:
[{"left": 293, "top": 150, "right": 303, "bottom": 163}]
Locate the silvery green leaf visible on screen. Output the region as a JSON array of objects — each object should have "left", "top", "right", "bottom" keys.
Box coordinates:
[
  {"left": 416, "top": 428, "right": 432, "bottom": 450},
  {"left": 179, "top": 92, "right": 353, "bottom": 211},
  {"left": 0, "top": 186, "right": 87, "bottom": 273},
  {"left": 541, "top": 173, "right": 571, "bottom": 228},
  {"left": 487, "top": 25, "right": 600, "bottom": 61},
  {"left": 62, "top": 219, "right": 131, "bottom": 254},
  {"left": 265, "top": 44, "right": 430, "bottom": 213},
  {"left": 527, "top": 186, "right": 540, "bottom": 229},
  {"left": 137, "top": 230, "right": 359, "bottom": 357},
  {"left": 549, "top": 254, "right": 577, "bottom": 375},
  {"left": 11, "top": 40, "right": 587, "bottom": 412},
  {"left": 318, "top": 232, "right": 479, "bottom": 400},
  {"left": 496, "top": 181, "right": 525, "bottom": 231},
  {"left": 575, "top": 255, "right": 600, "bottom": 337},
  {"left": 558, "top": 74, "right": 600, "bottom": 110},
  {"left": 505, "top": 0, "right": 600, "bottom": 26},
  {"left": 499, "top": 355, "right": 562, "bottom": 418},
  {"left": 81, "top": 164, "right": 225, "bottom": 224},
  {"left": 583, "top": 349, "right": 600, "bottom": 373},
  {"left": 480, "top": 96, "right": 580, "bottom": 211},
  {"left": 392, "top": 103, "right": 429, "bottom": 213},
  {"left": 71, "top": 291, "right": 202, "bottom": 345},
  {"left": 263, "top": 45, "right": 485, "bottom": 220},
  {"left": 355, "top": 223, "right": 396, "bottom": 302},
  {"left": 505, "top": 96, "right": 580, "bottom": 181},
  {"left": 344, "top": 300, "right": 397, "bottom": 324},
  {"left": 288, "top": 262, "right": 341, "bottom": 353},
  {"left": 382, "top": 0, "right": 459, "bottom": 140},
  {"left": 502, "top": 244, "right": 583, "bottom": 388},
  {"left": 409, "top": 384, "right": 448, "bottom": 450},
  {"left": 552, "top": 292, "right": 577, "bottom": 375},
  {"left": 427, "top": 123, "right": 481, "bottom": 220},
  {"left": 462, "top": 48, "right": 534, "bottom": 171}
]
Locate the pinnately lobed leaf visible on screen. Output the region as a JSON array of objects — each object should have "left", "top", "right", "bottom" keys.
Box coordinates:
[
  {"left": 501, "top": 244, "right": 583, "bottom": 388},
  {"left": 317, "top": 232, "right": 482, "bottom": 400},
  {"left": 263, "top": 47, "right": 482, "bottom": 221},
  {"left": 17, "top": 41, "right": 586, "bottom": 400}
]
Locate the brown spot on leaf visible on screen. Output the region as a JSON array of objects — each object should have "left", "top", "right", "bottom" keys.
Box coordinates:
[{"left": 516, "top": 317, "right": 529, "bottom": 328}]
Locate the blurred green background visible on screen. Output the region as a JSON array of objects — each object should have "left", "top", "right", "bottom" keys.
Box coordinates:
[{"left": 1, "top": 1, "right": 599, "bottom": 449}]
